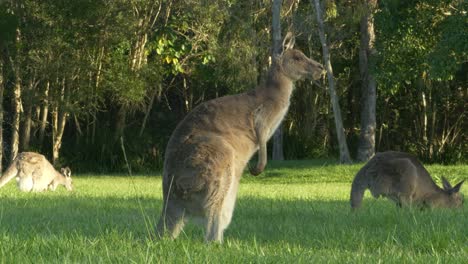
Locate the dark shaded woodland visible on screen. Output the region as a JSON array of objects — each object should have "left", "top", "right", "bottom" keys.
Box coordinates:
[{"left": 0, "top": 0, "right": 466, "bottom": 172}]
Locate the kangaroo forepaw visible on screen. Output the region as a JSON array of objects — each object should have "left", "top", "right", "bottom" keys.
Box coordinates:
[{"left": 249, "top": 165, "right": 264, "bottom": 176}]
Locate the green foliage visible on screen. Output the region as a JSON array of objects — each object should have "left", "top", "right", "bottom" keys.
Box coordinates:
[
  {"left": 0, "top": 3, "right": 17, "bottom": 42},
  {"left": 104, "top": 44, "right": 147, "bottom": 107},
  {"left": 324, "top": 0, "right": 338, "bottom": 20},
  {"left": 372, "top": 0, "right": 467, "bottom": 162},
  {"left": 428, "top": 1, "right": 468, "bottom": 80},
  {"left": 0, "top": 0, "right": 466, "bottom": 172},
  {"left": 375, "top": 0, "right": 466, "bottom": 88},
  {"left": 154, "top": 36, "right": 186, "bottom": 74}
]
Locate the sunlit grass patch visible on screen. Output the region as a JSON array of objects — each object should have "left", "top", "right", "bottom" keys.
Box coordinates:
[{"left": 0, "top": 161, "right": 466, "bottom": 263}]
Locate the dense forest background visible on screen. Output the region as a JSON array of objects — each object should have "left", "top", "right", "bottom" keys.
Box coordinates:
[{"left": 0, "top": 0, "right": 466, "bottom": 173}]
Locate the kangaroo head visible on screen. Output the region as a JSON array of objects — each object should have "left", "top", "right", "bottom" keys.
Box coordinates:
[
  {"left": 279, "top": 32, "right": 325, "bottom": 81},
  {"left": 441, "top": 177, "right": 464, "bottom": 208},
  {"left": 60, "top": 167, "right": 73, "bottom": 191}
]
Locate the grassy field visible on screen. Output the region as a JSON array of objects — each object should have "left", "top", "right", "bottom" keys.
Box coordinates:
[{"left": 0, "top": 160, "right": 466, "bottom": 263}]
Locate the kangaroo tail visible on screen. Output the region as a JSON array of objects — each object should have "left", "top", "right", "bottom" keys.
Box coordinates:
[
  {"left": 0, "top": 160, "right": 18, "bottom": 189},
  {"left": 350, "top": 162, "right": 373, "bottom": 210}
]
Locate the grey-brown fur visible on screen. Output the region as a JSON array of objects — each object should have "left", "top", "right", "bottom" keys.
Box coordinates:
[
  {"left": 350, "top": 151, "right": 464, "bottom": 209},
  {"left": 156, "top": 33, "right": 324, "bottom": 242},
  {"left": 0, "top": 152, "right": 73, "bottom": 192}
]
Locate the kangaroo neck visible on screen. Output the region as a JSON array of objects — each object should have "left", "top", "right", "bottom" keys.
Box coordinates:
[
  {"left": 256, "top": 63, "right": 294, "bottom": 107},
  {"left": 54, "top": 171, "right": 65, "bottom": 182},
  {"left": 423, "top": 187, "right": 449, "bottom": 207}
]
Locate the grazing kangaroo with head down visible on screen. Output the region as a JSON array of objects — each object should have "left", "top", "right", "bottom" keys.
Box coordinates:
[
  {"left": 157, "top": 33, "right": 325, "bottom": 242},
  {"left": 0, "top": 152, "right": 73, "bottom": 192},
  {"left": 350, "top": 151, "right": 464, "bottom": 209}
]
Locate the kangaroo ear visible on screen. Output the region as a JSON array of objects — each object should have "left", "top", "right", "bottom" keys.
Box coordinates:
[
  {"left": 282, "top": 32, "right": 295, "bottom": 51},
  {"left": 451, "top": 180, "right": 464, "bottom": 193},
  {"left": 61, "top": 167, "right": 71, "bottom": 177},
  {"left": 441, "top": 177, "right": 452, "bottom": 191}
]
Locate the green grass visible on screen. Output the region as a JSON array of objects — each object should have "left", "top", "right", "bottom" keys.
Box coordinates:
[{"left": 0, "top": 160, "right": 466, "bottom": 263}]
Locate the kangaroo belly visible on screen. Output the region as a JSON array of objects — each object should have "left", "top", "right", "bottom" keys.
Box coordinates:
[
  {"left": 265, "top": 103, "right": 290, "bottom": 140},
  {"left": 17, "top": 177, "right": 34, "bottom": 192},
  {"left": 369, "top": 173, "right": 395, "bottom": 198},
  {"left": 31, "top": 180, "right": 50, "bottom": 192},
  {"left": 220, "top": 164, "right": 240, "bottom": 227}
]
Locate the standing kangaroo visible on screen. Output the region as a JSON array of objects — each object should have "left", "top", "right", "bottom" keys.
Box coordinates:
[
  {"left": 350, "top": 151, "right": 464, "bottom": 209},
  {"left": 157, "top": 33, "right": 325, "bottom": 242},
  {"left": 0, "top": 152, "right": 73, "bottom": 192}
]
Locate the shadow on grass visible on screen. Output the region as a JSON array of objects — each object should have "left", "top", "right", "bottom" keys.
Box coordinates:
[
  {"left": 232, "top": 196, "right": 467, "bottom": 250},
  {"left": 242, "top": 160, "right": 361, "bottom": 184},
  {"left": 0, "top": 194, "right": 162, "bottom": 239},
  {"left": 0, "top": 194, "right": 466, "bottom": 250},
  {"left": 265, "top": 159, "right": 342, "bottom": 169}
]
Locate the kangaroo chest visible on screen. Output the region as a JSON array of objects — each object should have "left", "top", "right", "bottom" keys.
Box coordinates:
[{"left": 267, "top": 103, "right": 290, "bottom": 139}]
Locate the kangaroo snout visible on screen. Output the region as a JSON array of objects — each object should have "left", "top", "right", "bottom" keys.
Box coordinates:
[{"left": 309, "top": 60, "right": 325, "bottom": 80}]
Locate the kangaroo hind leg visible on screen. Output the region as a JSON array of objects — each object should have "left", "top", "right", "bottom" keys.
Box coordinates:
[
  {"left": 205, "top": 166, "right": 239, "bottom": 243},
  {"left": 205, "top": 204, "right": 224, "bottom": 243},
  {"left": 392, "top": 158, "right": 417, "bottom": 208}
]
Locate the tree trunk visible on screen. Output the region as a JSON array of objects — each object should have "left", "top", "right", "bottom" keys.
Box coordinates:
[
  {"left": 90, "top": 47, "right": 104, "bottom": 146},
  {"left": 20, "top": 78, "right": 36, "bottom": 151},
  {"left": 357, "top": 0, "right": 377, "bottom": 162},
  {"left": 271, "top": 0, "right": 284, "bottom": 160},
  {"left": 182, "top": 77, "right": 192, "bottom": 113},
  {"left": 20, "top": 105, "right": 32, "bottom": 151},
  {"left": 52, "top": 108, "right": 68, "bottom": 165},
  {"left": 51, "top": 79, "right": 68, "bottom": 165},
  {"left": 10, "top": 62, "right": 21, "bottom": 161},
  {"left": 0, "top": 54, "right": 4, "bottom": 172},
  {"left": 116, "top": 1, "right": 162, "bottom": 140},
  {"left": 116, "top": 3, "right": 156, "bottom": 141},
  {"left": 272, "top": 129, "right": 284, "bottom": 160},
  {"left": 38, "top": 81, "right": 50, "bottom": 149},
  {"left": 312, "top": 0, "right": 352, "bottom": 163},
  {"left": 139, "top": 84, "right": 161, "bottom": 137},
  {"left": 131, "top": 33, "right": 148, "bottom": 71},
  {"left": 91, "top": 113, "right": 96, "bottom": 145},
  {"left": 428, "top": 88, "right": 436, "bottom": 159},
  {"left": 114, "top": 106, "right": 127, "bottom": 141},
  {"left": 9, "top": 28, "right": 21, "bottom": 162}
]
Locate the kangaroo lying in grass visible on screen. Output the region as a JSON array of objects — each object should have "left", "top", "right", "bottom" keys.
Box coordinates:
[
  {"left": 0, "top": 152, "right": 73, "bottom": 192},
  {"left": 157, "top": 33, "right": 325, "bottom": 242},
  {"left": 350, "top": 151, "right": 464, "bottom": 209}
]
